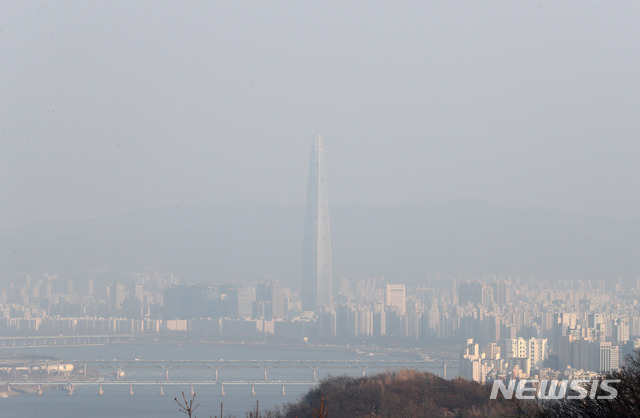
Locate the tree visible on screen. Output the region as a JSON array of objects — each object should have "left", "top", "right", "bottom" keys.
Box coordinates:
[
  {"left": 524, "top": 349, "right": 640, "bottom": 417},
  {"left": 175, "top": 392, "right": 199, "bottom": 418}
]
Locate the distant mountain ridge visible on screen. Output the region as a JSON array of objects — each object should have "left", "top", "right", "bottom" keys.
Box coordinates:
[{"left": 1, "top": 200, "right": 638, "bottom": 287}]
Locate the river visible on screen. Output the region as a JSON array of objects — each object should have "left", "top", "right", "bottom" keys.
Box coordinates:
[{"left": 0, "top": 343, "right": 456, "bottom": 417}]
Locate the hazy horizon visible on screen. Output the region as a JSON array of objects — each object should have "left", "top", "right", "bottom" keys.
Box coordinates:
[
  {"left": 2, "top": 199, "right": 638, "bottom": 286},
  {"left": 1, "top": 2, "right": 639, "bottom": 286},
  {"left": 2, "top": 1, "right": 640, "bottom": 232}
]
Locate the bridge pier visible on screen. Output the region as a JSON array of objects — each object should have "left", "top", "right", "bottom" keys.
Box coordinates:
[
  {"left": 159, "top": 384, "right": 164, "bottom": 396},
  {"left": 361, "top": 364, "right": 373, "bottom": 377},
  {"left": 251, "top": 384, "right": 255, "bottom": 396},
  {"left": 159, "top": 364, "right": 176, "bottom": 381},
  {"left": 98, "top": 384, "right": 104, "bottom": 396},
  {"left": 220, "top": 384, "right": 225, "bottom": 396},
  {"left": 281, "top": 384, "right": 286, "bottom": 397},
  {"left": 443, "top": 362, "right": 447, "bottom": 379},
  {"left": 190, "top": 384, "right": 195, "bottom": 397},
  {"left": 129, "top": 384, "right": 134, "bottom": 396},
  {"left": 206, "top": 364, "right": 220, "bottom": 381},
  {"left": 258, "top": 365, "right": 273, "bottom": 381},
  {"left": 111, "top": 365, "right": 126, "bottom": 380}
]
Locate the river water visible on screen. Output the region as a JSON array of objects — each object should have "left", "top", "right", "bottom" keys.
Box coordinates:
[{"left": 0, "top": 343, "right": 455, "bottom": 417}]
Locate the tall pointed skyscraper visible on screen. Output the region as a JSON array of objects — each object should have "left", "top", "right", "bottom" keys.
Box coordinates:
[{"left": 301, "top": 135, "right": 332, "bottom": 312}]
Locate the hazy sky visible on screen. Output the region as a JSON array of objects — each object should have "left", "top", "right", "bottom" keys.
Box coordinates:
[{"left": 2, "top": 1, "right": 639, "bottom": 229}]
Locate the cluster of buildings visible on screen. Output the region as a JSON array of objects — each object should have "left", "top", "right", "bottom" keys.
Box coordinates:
[
  {"left": 2, "top": 272, "right": 640, "bottom": 384},
  {"left": 0, "top": 274, "right": 410, "bottom": 339},
  {"left": 457, "top": 278, "right": 640, "bottom": 384},
  {"left": 460, "top": 336, "right": 623, "bottom": 384}
]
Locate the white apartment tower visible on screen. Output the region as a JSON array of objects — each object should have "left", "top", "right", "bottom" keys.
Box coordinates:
[
  {"left": 506, "top": 337, "right": 548, "bottom": 369},
  {"left": 385, "top": 284, "right": 406, "bottom": 315}
]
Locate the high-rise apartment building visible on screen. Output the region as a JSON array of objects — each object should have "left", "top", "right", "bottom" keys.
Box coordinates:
[
  {"left": 301, "top": 135, "right": 332, "bottom": 312},
  {"left": 236, "top": 287, "right": 256, "bottom": 320},
  {"left": 590, "top": 341, "right": 619, "bottom": 372},
  {"left": 490, "top": 280, "right": 510, "bottom": 306},
  {"left": 385, "top": 284, "right": 406, "bottom": 315},
  {"left": 109, "top": 282, "right": 126, "bottom": 313},
  {"left": 256, "top": 280, "right": 285, "bottom": 320},
  {"left": 505, "top": 337, "right": 548, "bottom": 369},
  {"left": 458, "top": 281, "right": 493, "bottom": 306},
  {"left": 459, "top": 339, "right": 491, "bottom": 383},
  {"left": 613, "top": 318, "right": 629, "bottom": 344}
]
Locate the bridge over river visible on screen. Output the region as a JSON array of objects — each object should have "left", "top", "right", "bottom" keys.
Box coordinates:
[{"left": 3, "top": 359, "right": 456, "bottom": 396}]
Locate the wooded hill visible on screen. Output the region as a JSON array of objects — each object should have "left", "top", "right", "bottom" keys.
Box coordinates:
[{"left": 270, "top": 369, "right": 517, "bottom": 418}]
